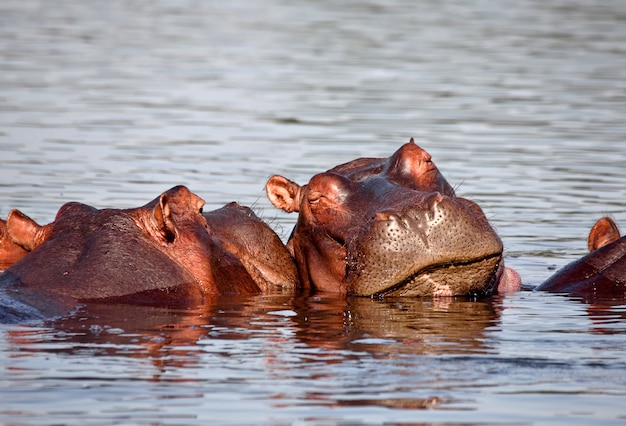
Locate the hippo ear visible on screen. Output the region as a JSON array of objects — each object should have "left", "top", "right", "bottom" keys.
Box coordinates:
[
  {"left": 6, "top": 209, "right": 42, "bottom": 251},
  {"left": 265, "top": 175, "right": 302, "bottom": 213},
  {"left": 153, "top": 194, "right": 177, "bottom": 242},
  {"left": 588, "top": 216, "right": 620, "bottom": 252}
]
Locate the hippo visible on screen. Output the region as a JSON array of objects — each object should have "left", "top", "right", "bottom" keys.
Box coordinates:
[
  {"left": 1, "top": 200, "right": 299, "bottom": 292},
  {"left": 265, "top": 139, "right": 520, "bottom": 297},
  {"left": 0, "top": 186, "right": 297, "bottom": 321},
  {"left": 536, "top": 216, "right": 625, "bottom": 300}
]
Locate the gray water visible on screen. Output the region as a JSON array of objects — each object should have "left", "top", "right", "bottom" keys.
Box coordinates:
[{"left": 1, "top": 0, "right": 625, "bottom": 424}]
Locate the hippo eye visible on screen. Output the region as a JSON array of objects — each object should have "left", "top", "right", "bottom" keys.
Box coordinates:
[
  {"left": 308, "top": 191, "right": 323, "bottom": 204},
  {"left": 199, "top": 207, "right": 203, "bottom": 214}
]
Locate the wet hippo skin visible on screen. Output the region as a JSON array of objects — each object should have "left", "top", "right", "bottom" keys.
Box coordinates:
[
  {"left": 1, "top": 198, "right": 299, "bottom": 295},
  {"left": 0, "top": 186, "right": 277, "bottom": 320},
  {"left": 203, "top": 202, "right": 299, "bottom": 292},
  {"left": 0, "top": 219, "right": 28, "bottom": 270},
  {"left": 266, "top": 139, "right": 520, "bottom": 297},
  {"left": 536, "top": 216, "right": 625, "bottom": 300}
]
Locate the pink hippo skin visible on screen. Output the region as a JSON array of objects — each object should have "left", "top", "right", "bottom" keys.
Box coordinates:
[
  {"left": 536, "top": 216, "right": 625, "bottom": 300},
  {"left": 0, "top": 219, "right": 29, "bottom": 271},
  {"left": 203, "top": 202, "right": 299, "bottom": 292},
  {"left": 1, "top": 199, "right": 299, "bottom": 295},
  {"left": 266, "top": 139, "right": 520, "bottom": 297},
  {"left": 0, "top": 186, "right": 269, "bottom": 320}
]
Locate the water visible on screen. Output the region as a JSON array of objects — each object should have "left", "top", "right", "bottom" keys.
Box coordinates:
[{"left": 1, "top": 0, "right": 625, "bottom": 424}]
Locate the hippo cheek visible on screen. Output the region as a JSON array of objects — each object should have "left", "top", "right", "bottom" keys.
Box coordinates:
[{"left": 345, "top": 198, "right": 503, "bottom": 297}]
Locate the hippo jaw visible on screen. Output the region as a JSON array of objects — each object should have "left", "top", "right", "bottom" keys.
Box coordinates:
[
  {"left": 345, "top": 196, "right": 504, "bottom": 297},
  {"left": 353, "top": 255, "right": 502, "bottom": 297}
]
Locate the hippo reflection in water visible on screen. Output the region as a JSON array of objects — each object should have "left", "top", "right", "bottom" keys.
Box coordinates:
[
  {"left": 0, "top": 185, "right": 298, "bottom": 321},
  {"left": 266, "top": 139, "right": 520, "bottom": 297},
  {"left": 537, "top": 216, "right": 625, "bottom": 301}
]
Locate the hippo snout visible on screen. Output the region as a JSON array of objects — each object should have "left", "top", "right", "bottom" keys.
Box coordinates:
[{"left": 346, "top": 195, "right": 503, "bottom": 297}]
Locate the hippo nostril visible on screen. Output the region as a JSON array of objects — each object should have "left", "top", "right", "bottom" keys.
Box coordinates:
[
  {"left": 426, "top": 192, "right": 444, "bottom": 207},
  {"left": 423, "top": 192, "right": 446, "bottom": 223},
  {"left": 375, "top": 211, "right": 405, "bottom": 225},
  {"left": 375, "top": 212, "right": 393, "bottom": 221}
]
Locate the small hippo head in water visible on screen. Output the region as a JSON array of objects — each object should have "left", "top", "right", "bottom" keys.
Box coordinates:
[
  {"left": 536, "top": 216, "right": 625, "bottom": 300},
  {"left": 265, "top": 139, "right": 519, "bottom": 297},
  {"left": 0, "top": 185, "right": 261, "bottom": 319}
]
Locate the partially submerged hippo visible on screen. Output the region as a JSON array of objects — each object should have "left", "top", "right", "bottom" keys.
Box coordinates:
[
  {"left": 266, "top": 139, "right": 520, "bottom": 297},
  {"left": 536, "top": 217, "right": 625, "bottom": 300},
  {"left": 0, "top": 186, "right": 297, "bottom": 321}
]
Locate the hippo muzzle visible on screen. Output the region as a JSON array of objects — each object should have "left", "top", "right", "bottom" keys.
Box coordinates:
[{"left": 345, "top": 193, "right": 503, "bottom": 297}]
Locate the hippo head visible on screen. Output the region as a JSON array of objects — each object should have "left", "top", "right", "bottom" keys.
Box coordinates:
[
  {"left": 3, "top": 186, "right": 258, "bottom": 309},
  {"left": 536, "top": 216, "right": 625, "bottom": 300},
  {"left": 266, "top": 140, "right": 507, "bottom": 297}
]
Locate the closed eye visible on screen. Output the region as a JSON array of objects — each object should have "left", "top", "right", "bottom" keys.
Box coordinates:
[
  {"left": 325, "top": 231, "right": 346, "bottom": 247},
  {"left": 308, "top": 191, "right": 322, "bottom": 203}
]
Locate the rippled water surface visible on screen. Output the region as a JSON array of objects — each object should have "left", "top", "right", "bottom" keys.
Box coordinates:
[{"left": 1, "top": 0, "right": 625, "bottom": 424}]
